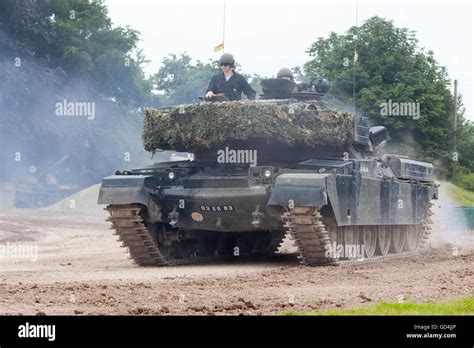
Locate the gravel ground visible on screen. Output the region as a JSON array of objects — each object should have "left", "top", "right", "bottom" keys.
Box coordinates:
[{"left": 0, "top": 208, "right": 472, "bottom": 315}]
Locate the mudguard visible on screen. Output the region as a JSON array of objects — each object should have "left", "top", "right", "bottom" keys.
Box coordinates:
[
  {"left": 97, "top": 175, "right": 155, "bottom": 206},
  {"left": 267, "top": 173, "right": 330, "bottom": 216}
]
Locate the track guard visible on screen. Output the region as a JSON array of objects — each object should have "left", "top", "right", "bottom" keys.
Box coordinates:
[
  {"left": 266, "top": 173, "right": 330, "bottom": 217},
  {"left": 97, "top": 175, "right": 156, "bottom": 206}
]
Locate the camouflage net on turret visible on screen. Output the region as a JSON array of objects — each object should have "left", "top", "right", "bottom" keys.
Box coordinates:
[{"left": 142, "top": 100, "right": 354, "bottom": 153}]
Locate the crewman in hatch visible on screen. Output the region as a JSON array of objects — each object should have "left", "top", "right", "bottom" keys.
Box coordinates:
[
  {"left": 205, "top": 53, "right": 256, "bottom": 101},
  {"left": 277, "top": 67, "right": 294, "bottom": 81}
]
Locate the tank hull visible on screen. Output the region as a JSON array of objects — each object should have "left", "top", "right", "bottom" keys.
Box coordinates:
[{"left": 98, "top": 159, "right": 437, "bottom": 266}]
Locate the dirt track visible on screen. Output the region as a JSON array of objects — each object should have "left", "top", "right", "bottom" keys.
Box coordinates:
[{"left": 0, "top": 209, "right": 473, "bottom": 315}]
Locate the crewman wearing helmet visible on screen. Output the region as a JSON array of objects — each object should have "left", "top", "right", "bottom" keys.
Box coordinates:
[
  {"left": 205, "top": 53, "right": 256, "bottom": 101},
  {"left": 277, "top": 67, "right": 294, "bottom": 81},
  {"left": 277, "top": 67, "right": 299, "bottom": 93}
]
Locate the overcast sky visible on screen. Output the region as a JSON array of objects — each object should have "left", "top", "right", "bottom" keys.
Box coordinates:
[{"left": 105, "top": 0, "right": 473, "bottom": 119}]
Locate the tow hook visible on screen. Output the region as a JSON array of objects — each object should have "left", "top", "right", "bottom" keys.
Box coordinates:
[
  {"left": 168, "top": 205, "right": 180, "bottom": 227},
  {"left": 252, "top": 205, "right": 264, "bottom": 227}
]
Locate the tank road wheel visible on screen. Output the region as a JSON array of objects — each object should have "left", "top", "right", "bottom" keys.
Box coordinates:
[
  {"left": 341, "top": 226, "right": 360, "bottom": 259},
  {"left": 391, "top": 225, "right": 406, "bottom": 254},
  {"left": 377, "top": 226, "right": 391, "bottom": 256},
  {"left": 342, "top": 226, "right": 358, "bottom": 245},
  {"left": 362, "top": 226, "right": 377, "bottom": 258},
  {"left": 404, "top": 225, "right": 419, "bottom": 251}
]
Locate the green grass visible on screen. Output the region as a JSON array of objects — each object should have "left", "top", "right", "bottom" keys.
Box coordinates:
[
  {"left": 447, "top": 182, "right": 474, "bottom": 206},
  {"left": 285, "top": 296, "right": 474, "bottom": 315}
]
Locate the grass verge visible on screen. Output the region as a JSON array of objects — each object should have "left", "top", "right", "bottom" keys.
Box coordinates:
[
  {"left": 285, "top": 296, "right": 474, "bottom": 315},
  {"left": 447, "top": 182, "right": 474, "bottom": 206}
]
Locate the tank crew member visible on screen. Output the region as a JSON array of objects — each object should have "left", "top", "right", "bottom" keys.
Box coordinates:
[
  {"left": 277, "top": 67, "right": 294, "bottom": 81},
  {"left": 277, "top": 67, "right": 299, "bottom": 93},
  {"left": 205, "top": 53, "right": 256, "bottom": 101}
]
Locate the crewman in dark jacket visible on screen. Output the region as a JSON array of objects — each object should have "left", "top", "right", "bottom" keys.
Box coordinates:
[{"left": 205, "top": 53, "right": 256, "bottom": 101}]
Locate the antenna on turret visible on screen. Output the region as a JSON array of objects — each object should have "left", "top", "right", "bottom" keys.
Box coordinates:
[
  {"left": 213, "top": 0, "right": 226, "bottom": 53},
  {"left": 222, "top": 0, "right": 226, "bottom": 53},
  {"left": 352, "top": 0, "right": 359, "bottom": 114}
]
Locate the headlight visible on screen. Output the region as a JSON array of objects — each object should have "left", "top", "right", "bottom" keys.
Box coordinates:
[
  {"left": 168, "top": 172, "right": 175, "bottom": 180},
  {"left": 264, "top": 169, "right": 272, "bottom": 178}
]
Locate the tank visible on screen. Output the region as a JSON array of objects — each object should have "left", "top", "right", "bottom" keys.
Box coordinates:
[
  {"left": 0, "top": 155, "right": 81, "bottom": 209},
  {"left": 97, "top": 78, "right": 438, "bottom": 266}
]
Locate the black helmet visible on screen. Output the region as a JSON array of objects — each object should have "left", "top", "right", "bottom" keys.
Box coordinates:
[
  {"left": 219, "top": 53, "right": 235, "bottom": 66},
  {"left": 277, "top": 67, "right": 294, "bottom": 80}
]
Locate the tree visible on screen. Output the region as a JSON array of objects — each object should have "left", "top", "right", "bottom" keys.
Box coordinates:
[
  {"left": 0, "top": 0, "right": 151, "bottom": 107},
  {"left": 151, "top": 53, "right": 219, "bottom": 106},
  {"left": 303, "top": 16, "right": 467, "bottom": 176},
  {"left": 0, "top": 0, "right": 151, "bottom": 186}
]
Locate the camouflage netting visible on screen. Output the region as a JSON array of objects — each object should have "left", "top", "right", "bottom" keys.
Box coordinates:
[{"left": 142, "top": 100, "right": 354, "bottom": 153}]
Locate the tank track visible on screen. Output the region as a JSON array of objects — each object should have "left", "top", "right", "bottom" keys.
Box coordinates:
[
  {"left": 418, "top": 203, "right": 433, "bottom": 249},
  {"left": 106, "top": 204, "right": 168, "bottom": 266},
  {"left": 106, "top": 203, "right": 433, "bottom": 267},
  {"left": 106, "top": 204, "right": 235, "bottom": 266},
  {"left": 106, "top": 204, "right": 287, "bottom": 266},
  {"left": 281, "top": 206, "right": 337, "bottom": 265},
  {"left": 281, "top": 204, "right": 434, "bottom": 266}
]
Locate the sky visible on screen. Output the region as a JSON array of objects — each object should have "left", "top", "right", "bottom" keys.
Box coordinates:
[{"left": 105, "top": 0, "right": 473, "bottom": 120}]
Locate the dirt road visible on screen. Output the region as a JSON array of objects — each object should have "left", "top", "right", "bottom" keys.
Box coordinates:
[{"left": 0, "top": 208, "right": 472, "bottom": 315}]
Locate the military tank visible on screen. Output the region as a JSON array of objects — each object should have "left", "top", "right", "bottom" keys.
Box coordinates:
[{"left": 98, "top": 78, "right": 438, "bottom": 266}]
